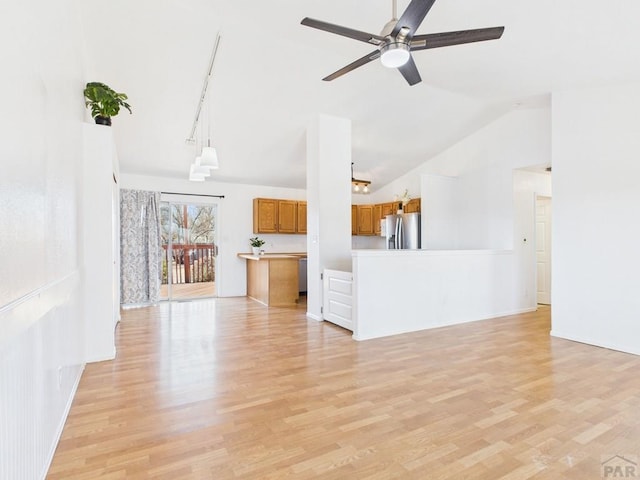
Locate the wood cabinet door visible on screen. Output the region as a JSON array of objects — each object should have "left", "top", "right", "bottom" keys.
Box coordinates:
[
  {"left": 404, "top": 198, "right": 421, "bottom": 213},
  {"left": 381, "top": 202, "right": 396, "bottom": 217},
  {"left": 373, "top": 204, "right": 383, "bottom": 235},
  {"left": 351, "top": 205, "right": 357, "bottom": 235},
  {"left": 253, "top": 198, "right": 278, "bottom": 233},
  {"left": 297, "top": 201, "right": 307, "bottom": 234},
  {"left": 278, "top": 200, "right": 297, "bottom": 233},
  {"left": 357, "top": 205, "right": 374, "bottom": 235}
]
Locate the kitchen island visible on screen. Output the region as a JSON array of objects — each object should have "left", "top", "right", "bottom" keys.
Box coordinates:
[{"left": 237, "top": 253, "right": 306, "bottom": 306}]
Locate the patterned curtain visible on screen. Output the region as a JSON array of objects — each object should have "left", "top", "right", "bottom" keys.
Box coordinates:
[{"left": 120, "top": 189, "right": 161, "bottom": 305}]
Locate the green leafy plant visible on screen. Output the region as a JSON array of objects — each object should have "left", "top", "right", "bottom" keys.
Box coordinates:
[
  {"left": 249, "top": 236, "right": 265, "bottom": 248},
  {"left": 83, "top": 82, "right": 132, "bottom": 119}
]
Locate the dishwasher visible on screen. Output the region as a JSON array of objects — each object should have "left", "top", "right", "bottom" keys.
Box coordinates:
[{"left": 298, "top": 258, "right": 307, "bottom": 294}]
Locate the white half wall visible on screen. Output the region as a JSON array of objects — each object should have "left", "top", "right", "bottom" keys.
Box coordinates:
[
  {"left": 551, "top": 83, "right": 640, "bottom": 355},
  {"left": 352, "top": 249, "right": 533, "bottom": 341},
  {"left": 0, "top": 0, "right": 87, "bottom": 477},
  {"left": 119, "top": 174, "right": 307, "bottom": 298}
]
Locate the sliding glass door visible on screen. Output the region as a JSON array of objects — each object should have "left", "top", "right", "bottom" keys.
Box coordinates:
[{"left": 160, "top": 201, "right": 217, "bottom": 301}]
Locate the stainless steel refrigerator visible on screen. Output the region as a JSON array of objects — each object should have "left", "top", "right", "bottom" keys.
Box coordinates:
[{"left": 385, "top": 212, "right": 421, "bottom": 249}]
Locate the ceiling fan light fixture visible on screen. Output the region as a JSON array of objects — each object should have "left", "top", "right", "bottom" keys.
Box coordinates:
[{"left": 380, "top": 42, "right": 410, "bottom": 68}]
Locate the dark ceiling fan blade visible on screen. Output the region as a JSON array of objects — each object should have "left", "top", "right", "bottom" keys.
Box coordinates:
[
  {"left": 323, "top": 51, "right": 381, "bottom": 81},
  {"left": 391, "top": 0, "right": 437, "bottom": 39},
  {"left": 398, "top": 56, "right": 422, "bottom": 86},
  {"left": 410, "top": 26, "right": 505, "bottom": 51},
  {"left": 301, "top": 17, "right": 386, "bottom": 46}
]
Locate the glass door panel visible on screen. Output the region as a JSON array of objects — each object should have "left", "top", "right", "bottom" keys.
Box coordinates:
[{"left": 160, "top": 201, "right": 217, "bottom": 301}]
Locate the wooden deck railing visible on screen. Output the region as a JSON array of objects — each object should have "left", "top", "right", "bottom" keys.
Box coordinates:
[{"left": 162, "top": 244, "right": 215, "bottom": 284}]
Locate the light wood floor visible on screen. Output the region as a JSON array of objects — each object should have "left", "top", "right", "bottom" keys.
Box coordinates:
[
  {"left": 160, "top": 282, "right": 216, "bottom": 300},
  {"left": 48, "top": 300, "right": 640, "bottom": 479}
]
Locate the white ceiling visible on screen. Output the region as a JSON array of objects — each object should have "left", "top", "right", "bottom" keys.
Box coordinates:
[{"left": 78, "top": 0, "right": 640, "bottom": 191}]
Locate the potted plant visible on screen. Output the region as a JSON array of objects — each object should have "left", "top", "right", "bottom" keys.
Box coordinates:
[
  {"left": 83, "top": 82, "right": 132, "bottom": 126},
  {"left": 249, "top": 236, "right": 265, "bottom": 255}
]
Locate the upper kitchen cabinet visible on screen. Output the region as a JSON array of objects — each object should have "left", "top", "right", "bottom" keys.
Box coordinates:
[
  {"left": 297, "top": 201, "right": 307, "bottom": 234},
  {"left": 253, "top": 198, "right": 279, "bottom": 233},
  {"left": 404, "top": 198, "right": 421, "bottom": 213},
  {"left": 253, "top": 198, "right": 305, "bottom": 234},
  {"left": 278, "top": 200, "right": 297, "bottom": 233}
]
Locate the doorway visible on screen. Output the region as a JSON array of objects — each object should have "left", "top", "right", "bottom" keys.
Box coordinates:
[
  {"left": 160, "top": 201, "right": 218, "bottom": 301},
  {"left": 535, "top": 196, "right": 552, "bottom": 305}
]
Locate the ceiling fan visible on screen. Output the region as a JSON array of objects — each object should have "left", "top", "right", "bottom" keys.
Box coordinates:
[{"left": 301, "top": 0, "right": 504, "bottom": 86}]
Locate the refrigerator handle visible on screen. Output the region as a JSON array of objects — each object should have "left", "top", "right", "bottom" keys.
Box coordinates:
[{"left": 396, "top": 216, "right": 403, "bottom": 249}]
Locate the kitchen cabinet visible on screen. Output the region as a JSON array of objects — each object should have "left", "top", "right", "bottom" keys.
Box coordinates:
[
  {"left": 297, "top": 201, "right": 307, "bottom": 234},
  {"left": 253, "top": 198, "right": 304, "bottom": 234},
  {"left": 383, "top": 202, "right": 399, "bottom": 216},
  {"left": 278, "top": 200, "right": 297, "bottom": 233},
  {"left": 253, "top": 198, "right": 279, "bottom": 233},
  {"left": 351, "top": 205, "right": 357, "bottom": 235},
  {"left": 239, "top": 254, "right": 300, "bottom": 306},
  {"left": 373, "top": 204, "right": 383, "bottom": 235},
  {"left": 357, "top": 204, "right": 375, "bottom": 235},
  {"left": 404, "top": 198, "right": 421, "bottom": 213},
  {"left": 352, "top": 199, "right": 420, "bottom": 236}
]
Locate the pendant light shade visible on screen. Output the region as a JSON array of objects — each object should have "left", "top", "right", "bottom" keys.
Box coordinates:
[
  {"left": 189, "top": 164, "right": 207, "bottom": 181},
  {"left": 200, "top": 145, "right": 219, "bottom": 169},
  {"left": 192, "top": 158, "right": 211, "bottom": 177}
]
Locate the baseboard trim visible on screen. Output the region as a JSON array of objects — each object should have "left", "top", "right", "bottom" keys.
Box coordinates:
[
  {"left": 86, "top": 347, "right": 116, "bottom": 364},
  {"left": 40, "top": 363, "right": 85, "bottom": 480},
  {"left": 306, "top": 312, "right": 322, "bottom": 322},
  {"left": 550, "top": 330, "right": 640, "bottom": 356}
]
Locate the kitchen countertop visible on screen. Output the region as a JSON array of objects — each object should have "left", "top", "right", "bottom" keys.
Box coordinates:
[{"left": 237, "top": 252, "right": 307, "bottom": 260}]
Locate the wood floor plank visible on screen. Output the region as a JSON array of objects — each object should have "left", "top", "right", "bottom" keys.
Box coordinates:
[{"left": 47, "top": 301, "right": 640, "bottom": 479}]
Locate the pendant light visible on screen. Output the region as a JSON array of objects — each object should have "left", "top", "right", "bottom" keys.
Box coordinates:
[
  {"left": 351, "top": 162, "right": 371, "bottom": 194},
  {"left": 187, "top": 34, "right": 222, "bottom": 178},
  {"left": 189, "top": 164, "right": 207, "bottom": 181},
  {"left": 199, "top": 71, "right": 219, "bottom": 169}
]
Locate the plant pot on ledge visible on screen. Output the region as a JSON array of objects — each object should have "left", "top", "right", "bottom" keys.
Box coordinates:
[
  {"left": 83, "top": 82, "right": 132, "bottom": 128},
  {"left": 94, "top": 116, "right": 112, "bottom": 126}
]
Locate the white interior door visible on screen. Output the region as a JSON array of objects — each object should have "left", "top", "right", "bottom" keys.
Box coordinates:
[
  {"left": 536, "top": 196, "right": 552, "bottom": 304},
  {"left": 323, "top": 269, "right": 353, "bottom": 331}
]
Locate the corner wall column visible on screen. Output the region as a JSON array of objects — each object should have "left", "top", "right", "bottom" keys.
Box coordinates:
[{"left": 306, "top": 114, "right": 352, "bottom": 320}]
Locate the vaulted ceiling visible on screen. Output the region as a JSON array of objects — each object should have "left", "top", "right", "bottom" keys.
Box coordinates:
[{"left": 79, "top": 0, "right": 640, "bottom": 191}]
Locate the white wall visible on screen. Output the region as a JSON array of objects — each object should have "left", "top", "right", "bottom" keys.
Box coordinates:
[
  {"left": 119, "top": 174, "right": 306, "bottom": 298},
  {"left": 421, "top": 174, "right": 460, "bottom": 249},
  {"left": 0, "top": 0, "right": 87, "bottom": 477},
  {"left": 394, "top": 106, "right": 552, "bottom": 250},
  {"left": 351, "top": 106, "right": 553, "bottom": 341},
  {"left": 552, "top": 83, "right": 640, "bottom": 355}
]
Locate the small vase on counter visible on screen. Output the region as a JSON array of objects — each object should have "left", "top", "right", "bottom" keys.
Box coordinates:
[{"left": 252, "top": 246, "right": 261, "bottom": 255}]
